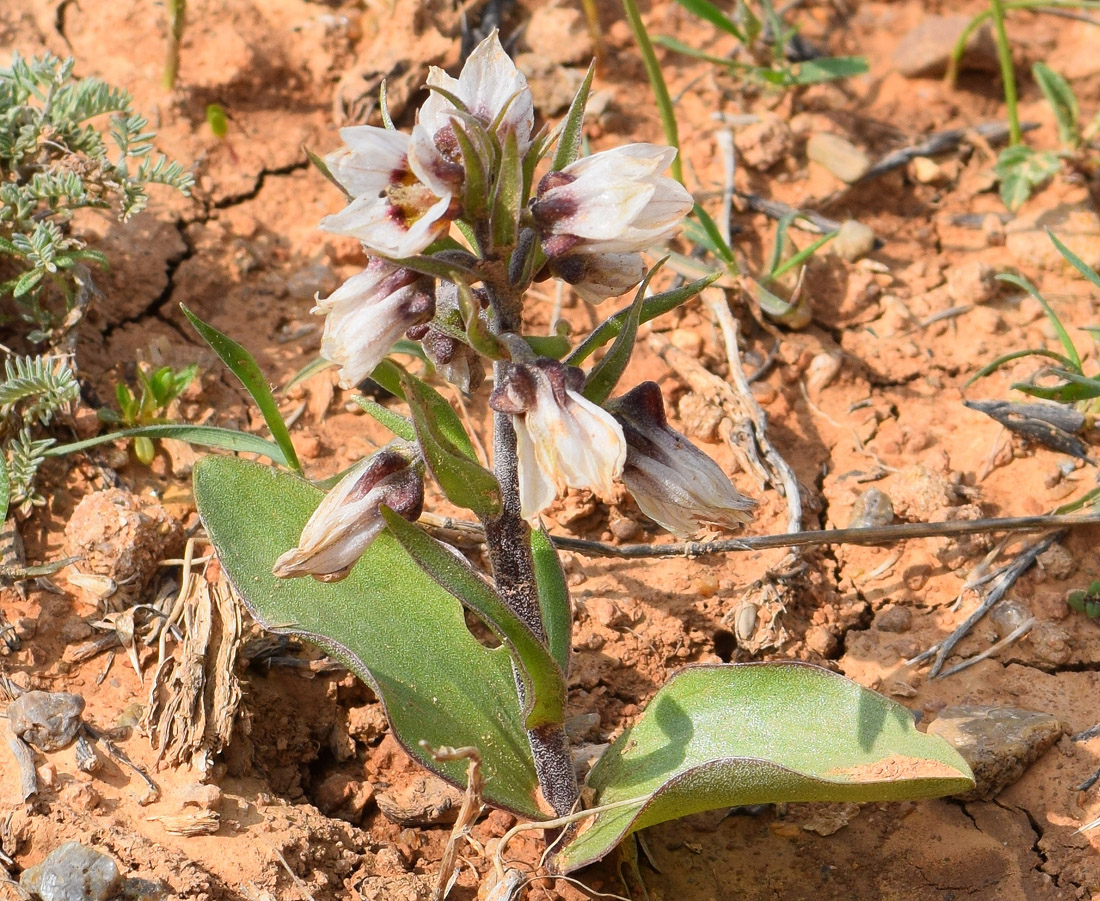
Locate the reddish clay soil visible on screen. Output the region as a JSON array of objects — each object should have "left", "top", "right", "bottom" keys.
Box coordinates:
[{"left": 2, "top": 0, "right": 1100, "bottom": 898}]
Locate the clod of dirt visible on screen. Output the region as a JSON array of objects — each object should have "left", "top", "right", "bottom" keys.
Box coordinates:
[
  {"left": 946, "top": 261, "right": 998, "bottom": 305},
  {"left": 313, "top": 771, "right": 376, "bottom": 824},
  {"left": 733, "top": 114, "right": 795, "bottom": 171},
  {"left": 927, "top": 705, "right": 1064, "bottom": 800},
  {"left": 890, "top": 15, "right": 998, "bottom": 78},
  {"left": 832, "top": 220, "right": 876, "bottom": 262},
  {"left": 8, "top": 691, "right": 85, "bottom": 752},
  {"left": 1005, "top": 194, "right": 1100, "bottom": 272},
  {"left": 876, "top": 606, "right": 912, "bottom": 633},
  {"left": 848, "top": 487, "right": 894, "bottom": 528},
  {"left": 19, "top": 841, "right": 121, "bottom": 901},
  {"left": 806, "top": 132, "right": 870, "bottom": 183},
  {"left": 787, "top": 801, "right": 862, "bottom": 836},
  {"left": 63, "top": 489, "right": 184, "bottom": 608},
  {"left": 1028, "top": 621, "right": 1072, "bottom": 667},
  {"left": 1037, "top": 542, "right": 1076, "bottom": 580},
  {"left": 375, "top": 773, "right": 465, "bottom": 826}
]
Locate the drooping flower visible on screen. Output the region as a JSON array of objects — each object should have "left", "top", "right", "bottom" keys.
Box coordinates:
[
  {"left": 607, "top": 382, "right": 756, "bottom": 537},
  {"left": 410, "top": 30, "right": 534, "bottom": 197},
  {"left": 321, "top": 126, "right": 453, "bottom": 258},
  {"left": 316, "top": 259, "right": 434, "bottom": 388},
  {"left": 490, "top": 359, "right": 626, "bottom": 520},
  {"left": 273, "top": 447, "right": 424, "bottom": 582},
  {"left": 530, "top": 144, "right": 693, "bottom": 302}
]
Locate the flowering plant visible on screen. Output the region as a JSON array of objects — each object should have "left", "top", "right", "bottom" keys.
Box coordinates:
[{"left": 194, "top": 34, "right": 971, "bottom": 883}]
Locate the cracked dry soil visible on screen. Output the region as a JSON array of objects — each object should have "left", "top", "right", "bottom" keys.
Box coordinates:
[{"left": 2, "top": 0, "right": 1100, "bottom": 898}]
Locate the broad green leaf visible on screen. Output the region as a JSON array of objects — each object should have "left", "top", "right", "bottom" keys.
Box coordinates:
[
  {"left": 1033, "top": 62, "right": 1078, "bottom": 147},
  {"left": 567, "top": 272, "right": 720, "bottom": 366},
  {"left": 582, "top": 262, "right": 661, "bottom": 404},
  {"left": 193, "top": 456, "right": 544, "bottom": 818},
  {"left": 995, "top": 146, "right": 1060, "bottom": 211},
  {"left": 380, "top": 510, "right": 564, "bottom": 730},
  {"left": 400, "top": 371, "right": 501, "bottom": 515},
  {"left": 352, "top": 396, "right": 415, "bottom": 441},
  {"left": 182, "top": 305, "right": 302, "bottom": 474},
  {"left": 551, "top": 62, "right": 596, "bottom": 172},
  {"left": 524, "top": 334, "right": 572, "bottom": 361},
  {"left": 550, "top": 663, "right": 974, "bottom": 873},
  {"left": 47, "top": 424, "right": 289, "bottom": 466},
  {"left": 530, "top": 526, "right": 571, "bottom": 674}
]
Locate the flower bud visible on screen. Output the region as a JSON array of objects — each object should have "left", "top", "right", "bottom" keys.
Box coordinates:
[
  {"left": 490, "top": 360, "right": 626, "bottom": 521},
  {"left": 608, "top": 382, "right": 755, "bottom": 537},
  {"left": 273, "top": 448, "right": 424, "bottom": 582}
]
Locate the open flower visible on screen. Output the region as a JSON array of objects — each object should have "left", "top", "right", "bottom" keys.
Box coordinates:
[
  {"left": 273, "top": 448, "right": 424, "bottom": 582},
  {"left": 410, "top": 30, "right": 534, "bottom": 197},
  {"left": 490, "top": 359, "right": 626, "bottom": 520},
  {"left": 316, "top": 259, "right": 434, "bottom": 388},
  {"left": 321, "top": 126, "right": 453, "bottom": 258},
  {"left": 608, "top": 382, "right": 756, "bottom": 537}
]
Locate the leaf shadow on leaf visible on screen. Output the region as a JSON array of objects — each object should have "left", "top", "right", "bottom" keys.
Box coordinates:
[
  {"left": 857, "top": 688, "right": 916, "bottom": 752},
  {"left": 598, "top": 695, "right": 693, "bottom": 792}
]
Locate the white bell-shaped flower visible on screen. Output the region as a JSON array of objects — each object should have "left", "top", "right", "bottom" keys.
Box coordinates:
[
  {"left": 273, "top": 448, "right": 424, "bottom": 582},
  {"left": 316, "top": 260, "right": 434, "bottom": 388}
]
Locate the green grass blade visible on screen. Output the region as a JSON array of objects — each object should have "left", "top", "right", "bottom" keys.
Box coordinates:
[
  {"left": 997, "top": 273, "right": 1082, "bottom": 371},
  {"left": 182, "top": 305, "right": 302, "bottom": 474},
  {"left": 47, "top": 424, "right": 289, "bottom": 466}
]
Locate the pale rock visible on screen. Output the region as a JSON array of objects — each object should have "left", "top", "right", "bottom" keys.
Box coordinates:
[
  {"left": 1005, "top": 196, "right": 1100, "bottom": 272},
  {"left": 847, "top": 487, "right": 894, "bottom": 528},
  {"left": 833, "top": 219, "right": 876, "bottom": 261},
  {"left": 20, "top": 842, "right": 121, "bottom": 901},
  {"left": 928, "top": 705, "right": 1063, "bottom": 799},
  {"left": 806, "top": 133, "right": 870, "bottom": 183},
  {"left": 891, "top": 15, "right": 999, "bottom": 78}
]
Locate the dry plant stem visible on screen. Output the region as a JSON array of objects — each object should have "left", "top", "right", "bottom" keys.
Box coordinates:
[
  {"left": 936, "top": 616, "right": 1036, "bottom": 678},
  {"left": 427, "top": 745, "right": 484, "bottom": 901},
  {"left": 701, "top": 292, "right": 803, "bottom": 535},
  {"left": 911, "top": 531, "right": 1063, "bottom": 677}
]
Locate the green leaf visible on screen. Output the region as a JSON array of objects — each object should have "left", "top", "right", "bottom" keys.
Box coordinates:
[
  {"left": 995, "top": 146, "right": 1060, "bottom": 211},
  {"left": 672, "top": 0, "right": 746, "bottom": 42},
  {"left": 491, "top": 129, "right": 523, "bottom": 249},
  {"left": 581, "top": 262, "right": 656, "bottom": 404},
  {"left": 182, "top": 305, "right": 302, "bottom": 474},
  {"left": 193, "top": 456, "right": 544, "bottom": 818},
  {"left": 688, "top": 202, "right": 736, "bottom": 266},
  {"left": 1033, "top": 62, "right": 1078, "bottom": 147},
  {"left": 379, "top": 510, "right": 565, "bottom": 730},
  {"left": 550, "top": 663, "right": 974, "bottom": 873},
  {"left": 530, "top": 526, "right": 571, "bottom": 674},
  {"left": 46, "top": 424, "right": 289, "bottom": 466},
  {"left": 551, "top": 61, "right": 596, "bottom": 172},
  {"left": 1046, "top": 227, "right": 1100, "bottom": 293},
  {"left": 452, "top": 120, "right": 491, "bottom": 221},
  {"left": 786, "top": 56, "right": 869, "bottom": 85},
  {"left": 12, "top": 269, "right": 43, "bottom": 298},
  {"left": 965, "top": 348, "right": 1077, "bottom": 387},
  {"left": 352, "top": 396, "right": 416, "bottom": 441},
  {"left": 996, "top": 273, "right": 1081, "bottom": 371},
  {"left": 567, "top": 272, "right": 720, "bottom": 367},
  {"left": 400, "top": 371, "right": 502, "bottom": 516}
]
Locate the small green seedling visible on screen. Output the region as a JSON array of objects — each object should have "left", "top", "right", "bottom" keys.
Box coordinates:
[
  {"left": 205, "top": 103, "right": 228, "bottom": 139},
  {"left": 98, "top": 363, "right": 198, "bottom": 464},
  {"left": 1068, "top": 580, "right": 1100, "bottom": 618}
]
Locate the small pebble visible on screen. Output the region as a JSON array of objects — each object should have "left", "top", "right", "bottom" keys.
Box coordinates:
[
  {"left": 8, "top": 691, "right": 85, "bottom": 751},
  {"left": 805, "top": 353, "right": 843, "bottom": 395},
  {"left": 806, "top": 133, "right": 870, "bottom": 184},
  {"left": 910, "top": 156, "right": 945, "bottom": 184},
  {"left": 876, "top": 606, "right": 912, "bottom": 633},
  {"left": 20, "top": 842, "right": 121, "bottom": 901},
  {"left": 990, "top": 601, "right": 1030, "bottom": 639},
  {"left": 832, "top": 220, "right": 876, "bottom": 262},
  {"left": 847, "top": 488, "right": 895, "bottom": 528},
  {"left": 928, "top": 705, "right": 1063, "bottom": 800},
  {"left": 608, "top": 513, "right": 640, "bottom": 542}
]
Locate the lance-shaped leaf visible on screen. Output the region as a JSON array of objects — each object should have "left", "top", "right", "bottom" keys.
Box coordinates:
[
  {"left": 182, "top": 305, "right": 302, "bottom": 474},
  {"left": 194, "top": 456, "right": 545, "bottom": 819},
  {"left": 372, "top": 360, "right": 480, "bottom": 460},
  {"left": 491, "top": 129, "right": 523, "bottom": 249},
  {"left": 581, "top": 264, "right": 656, "bottom": 404},
  {"left": 568, "top": 272, "right": 720, "bottom": 367},
  {"left": 530, "top": 526, "right": 570, "bottom": 674},
  {"left": 400, "top": 371, "right": 502, "bottom": 516},
  {"left": 549, "top": 662, "right": 974, "bottom": 873},
  {"left": 353, "top": 396, "right": 416, "bottom": 441},
  {"left": 550, "top": 61, "right": 596, "bottom": 173},
  {"left": 47, "top": 424, "right": 289, "bottom": 466},
  {"left": 380, "top": 509, "right": 565, "bottom": 730}
]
